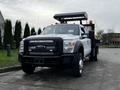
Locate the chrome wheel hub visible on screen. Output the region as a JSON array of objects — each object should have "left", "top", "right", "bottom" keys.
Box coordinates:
[{"left": 79, "top": 57, "right": 83, "bottom": 74}]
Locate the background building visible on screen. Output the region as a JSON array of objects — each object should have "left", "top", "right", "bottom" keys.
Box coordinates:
[
  {"left": 102, "top": 33, "right": 120, "bottom": 45},
  {"left": 0, "top": 11, "right": 4, "bottom": 42}
]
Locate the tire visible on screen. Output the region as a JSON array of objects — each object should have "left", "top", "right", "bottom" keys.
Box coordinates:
[
  {"left": 73, "top": 53, "right": 84, "bottom": 77},
  {"left": 21, "top": 63, "right": 35, "bottom": 74},
  {"left": 90, "top": 48, "right": 98, "bottom": 62}
]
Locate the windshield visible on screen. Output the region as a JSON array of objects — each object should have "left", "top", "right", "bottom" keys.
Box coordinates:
[{"left": 41, "top": 24, "right": 79, "bottom": 35}]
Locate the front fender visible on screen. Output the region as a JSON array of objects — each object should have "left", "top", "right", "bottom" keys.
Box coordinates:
[{"left": 74, "top": 41, "right": 84, "bottom": 53}]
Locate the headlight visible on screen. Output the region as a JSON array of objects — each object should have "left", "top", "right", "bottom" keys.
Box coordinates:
[
  {"left": 19, "top": 41, "right": 24, "bottom": 53},
  {"left": 63, "top": 40, "right": 76, "bottom": 53}
]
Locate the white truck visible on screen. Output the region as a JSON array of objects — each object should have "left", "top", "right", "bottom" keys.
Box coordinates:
[{"left": 18, "top": 12, "right": 98, "bottom": 77}]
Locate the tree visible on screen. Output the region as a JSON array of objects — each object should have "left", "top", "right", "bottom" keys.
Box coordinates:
[
  {"left": 3, "top": 19, "right": 13, "bottom": 48},
  {"left": 23, "top": 23, "right": 30, "bottom": 38},
  {"left": 38, "top": 28, "right": 41, "bottom": 35},
  {"left": 107, "top": 29, "right": 114, "bottom": 33},
  {"left": 14, "top": 20, "right": 22, "bottom": 48},
  {"left": 31, "top": 27, "right": 36, "bottom": 35},
  {"left": 0, "top": 29, "right": 2, "bottom": 49},
  {"left": 96, "top": 30, "right": 104, "bottom": 40}
]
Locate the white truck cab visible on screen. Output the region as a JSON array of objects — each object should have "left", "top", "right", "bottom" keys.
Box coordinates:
[{"left": 19, "top": 12, "right": 98, "bottom": 77}]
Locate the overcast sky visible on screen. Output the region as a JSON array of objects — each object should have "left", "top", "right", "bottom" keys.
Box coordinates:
[{"left": 0, "top": 0, "right": 120, "bottom": 33}]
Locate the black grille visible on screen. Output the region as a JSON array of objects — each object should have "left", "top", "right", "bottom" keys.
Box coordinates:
[{"left": 24, "top": 37, "right": 63, "bottom": 56}]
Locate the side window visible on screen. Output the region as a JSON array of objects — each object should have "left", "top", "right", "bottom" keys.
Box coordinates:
[
  {"left": 81, "top": 27, "right": 88, "bottom": 38},
  {"left": 81, "top": 27, "right": 85, "bottom": 35}
]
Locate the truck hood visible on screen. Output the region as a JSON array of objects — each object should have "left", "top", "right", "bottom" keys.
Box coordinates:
[{"left": 26, "top": 34, "right": 79, "bottom": 40}]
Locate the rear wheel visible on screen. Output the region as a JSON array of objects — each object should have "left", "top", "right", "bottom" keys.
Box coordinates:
[
  {"left": 22, "top": 63, "right": 35, "bottom": 74},
  {"left": 73, "top": 53, "right": 84, "bottom": 77},
  {"left": 90, "top": 48, "right": 98, "bottom": 61}
]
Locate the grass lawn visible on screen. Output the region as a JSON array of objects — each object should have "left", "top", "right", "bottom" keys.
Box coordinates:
[
  {"left": 100, "top": 45, "right": 120, "bottom": 48},
  {"left": 0, "top": 49, "right": 20, "bottom": 68}
]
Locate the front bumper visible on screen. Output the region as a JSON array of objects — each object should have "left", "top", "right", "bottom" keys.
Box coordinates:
[{"left": 18, "top": 53, "right": 76, "bottom": 67}]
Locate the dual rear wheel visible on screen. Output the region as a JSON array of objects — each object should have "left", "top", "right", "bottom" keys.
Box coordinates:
[{"left": 90, "top": 47, "right": 98, "bottom": 61}]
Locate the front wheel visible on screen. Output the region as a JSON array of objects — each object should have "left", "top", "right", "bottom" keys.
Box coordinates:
[
  {"left": 72, "top": 53, "right": 84, "bottom": 77},
  {"left": 21, "top": 63, "right": 35, "bottom": 74}
]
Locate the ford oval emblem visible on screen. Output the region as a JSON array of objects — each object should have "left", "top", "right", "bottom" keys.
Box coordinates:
[{"left": 36, "top": 45, "right": 46, "bottom": 49}]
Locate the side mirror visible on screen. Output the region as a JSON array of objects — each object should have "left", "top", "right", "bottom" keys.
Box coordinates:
[{"left": 81, "top": 33, "right": 88, "bottom": 39}]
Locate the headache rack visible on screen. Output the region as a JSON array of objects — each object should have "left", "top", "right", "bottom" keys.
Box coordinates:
[
  {"left": 54, "top": 12, "right": 95, "bottom": 31},
  {"left": 54, "top": 12, "right": 88, "bottom": 24},
  {"left": 54, "top": 12, "right": 95, "bottom": 32}
]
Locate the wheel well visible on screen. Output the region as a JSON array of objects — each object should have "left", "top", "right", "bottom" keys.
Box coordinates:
[{"left": 79, "top": 46, "right": 84, "bottom": 58}]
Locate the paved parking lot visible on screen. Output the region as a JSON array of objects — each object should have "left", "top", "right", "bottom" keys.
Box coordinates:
[{"left": 0, "top": 48, "right": 120, "bottom": 90}]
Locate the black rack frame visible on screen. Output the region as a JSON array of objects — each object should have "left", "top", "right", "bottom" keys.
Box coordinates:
[{"left": 54, "top": 12, "right": 88, "bottom": 24}]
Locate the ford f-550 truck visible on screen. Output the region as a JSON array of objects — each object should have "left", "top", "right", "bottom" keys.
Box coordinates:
[{"left": 18, "top": 12, "right": 98, "bottom": 77}]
